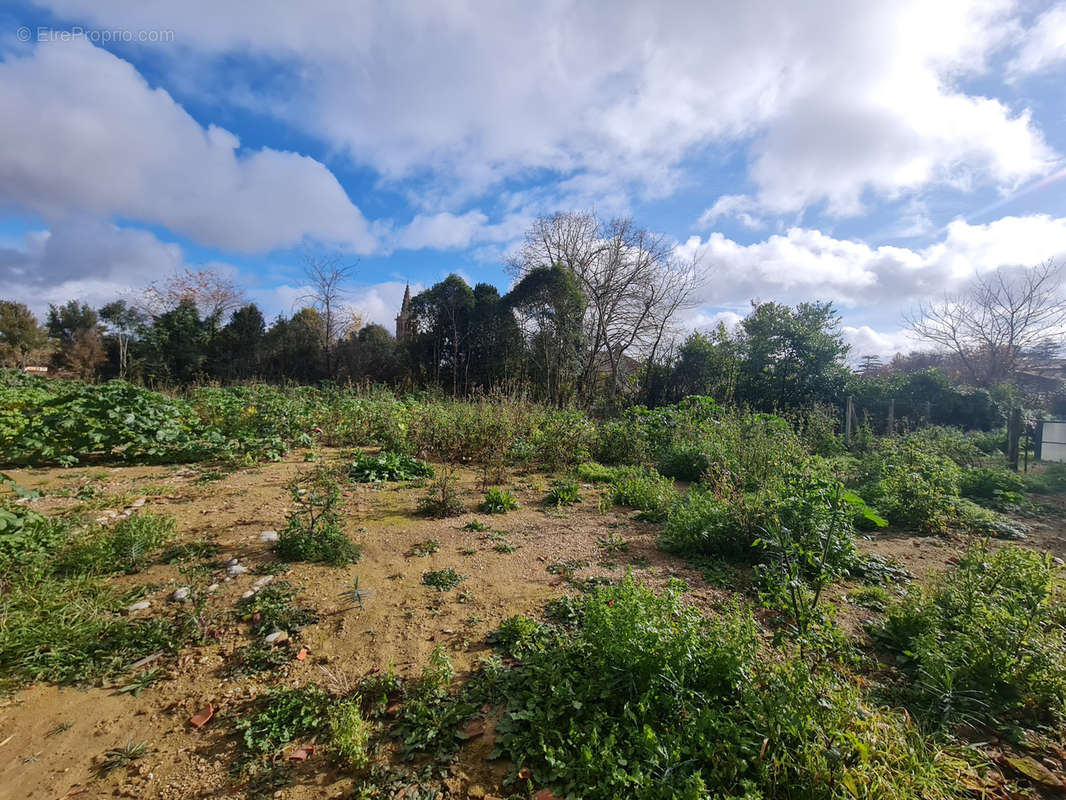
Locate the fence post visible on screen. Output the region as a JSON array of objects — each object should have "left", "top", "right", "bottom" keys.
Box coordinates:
[
  {"left": 924, "top": 400, "right": 931, "bottom": 425},
  {"left": 845, "top": 395, "right": 854, "bottom": 445},
  {"left": 1007, "top": 407, "right": 1022, "bottom": 472},
  {"left": 1035, "top": 420, "right": 1044, "bottom": 461},
  {"left": 887, "top": 398, "right": 895, "bottom": 436}
]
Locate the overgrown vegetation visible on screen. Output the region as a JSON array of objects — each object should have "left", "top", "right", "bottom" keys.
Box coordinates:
[
  {"left": 275, "top": 466, "right": 361, "bottom": 566},
  {"left": 348, "top": 451, "right": 433, "bottom": 483}
]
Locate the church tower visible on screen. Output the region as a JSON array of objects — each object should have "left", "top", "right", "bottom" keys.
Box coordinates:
[{"left": 395, "top": 283, "right": 412, "bottom": 341}]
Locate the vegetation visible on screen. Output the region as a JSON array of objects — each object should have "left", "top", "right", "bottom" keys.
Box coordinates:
[
  {"left": 348, "top": 451, "right": 433, "bottom": 483},
  {"left": 479, "top": 487, "right": 519, "bottom": 514},
  {"left": 422, "top": 568, "right": 466, "bottom": 592},
  {"left": 275, "top": 466, "right": 361, "bottom": 566}
]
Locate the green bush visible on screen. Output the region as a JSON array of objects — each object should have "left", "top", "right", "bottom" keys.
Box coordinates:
[
  {"left": 479, "top": 487, "right": 519, "bottom": 514},
  {"left": 275, "top": 467, "right": 360, "bottom": 566},
  {"left": 610, "top": 467, "right": 677, "bottom": 521},
  {"left": 656, "top": 445, "right": 710, "bottom": 481},
  {"left": 959, "top": 466, "right": 1027, "bottom": 510},
  {"left": 856, "top": 436, "right": 961, "bottom": 533},
  {"left": 574, "top": 462, "right": 619, "bottom": 483},
  {"left": 1024, "top": 463, "right": 1066, "bottom": 495},
  {"left": 329, "top": 700, "right": 371, "bottom": 769},
  {"left": 235, "top": 582, "right": 318, "bottom": 635},
  {"left": 876, "top": 542, "right": 1066, "bottom": 726},
  {"left": 417, "top": 469, "right": 466, "bottom": 517},
  {"left": 661, "top": 490, "right": 751, "bottom": 560}
]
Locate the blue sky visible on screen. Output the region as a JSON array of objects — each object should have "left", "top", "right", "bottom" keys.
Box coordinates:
[{"left": 1, "top": 1, "right": 1066, "bottom": 358}]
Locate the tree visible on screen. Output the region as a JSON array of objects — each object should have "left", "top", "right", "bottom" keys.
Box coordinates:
[
  {"left": 0, "top": 301, "right": 48, "bottom": 368},
  {"left": 510, "top": 211, "right": 704, "bottom": 407},
  {"left": 141, "top": 268, "right": 246, "bottom": 320},
  {"left": 735, "top": 301, "right": 850, "bottom": 411},
  {"left": 299, "top": 252, "right": 358, "bottom": 377},
  {"left": 46, "top": 300, "right": 106, "bottom": 379},
  {"left": 264, "top": 308, "right": 326, "bottom": 382},
  {"left": 99, "top": 300, "right": 147, "bottom": 379},
  {"left": 506, "top": 264, "right": 586, "bottom": 405},
  {"left": 906, "top": 260, "right": 1066, "bottom": 387},
  {"left": 669, "top": 325, "right": 740, "bottom": 404},
  {"left": 141, "top": 298, "right": 212, "bottom": 383},
  {"left": 212, "top": 304, "right": 267, "bottom": 380},
  {"left": 407, "top": 275, "right": 475, "bottom": 394},
  {"left": 337, "top": 323, "right": 398, "bottom": 383}
]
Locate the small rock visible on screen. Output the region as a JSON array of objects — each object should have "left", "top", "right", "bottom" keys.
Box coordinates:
[
  {"left": 253, "top": 575, "right": 274, "bottom": 589},
  {"left": 241, "top": 591, "right": 255, "bottom": 600},
  {"left": 264, "top": 631, "right": 288, "bottom": 644},
  {"left": 130, "top": 497, "right": 147, "bottom": 508},
  {"left": 227, "top": 558, "right": 239, "bottom": 567},
  {"left": 1054, "top": 557, "right": 1064, "bottom": 567},
  {"left": 126, "top": 601, "right": 151, "bottom": 613},
  {"left": 259, "top": 530, "right": 279, "bottom": 542},
  {"left": 206, "top": 583, "right": 219, "bottom": 593},
  {"left": 171, "top": 587, "right": 191, "bottom": 602},
  {"left": 227, "top": 564, "right": 248, "bottom": 576}
]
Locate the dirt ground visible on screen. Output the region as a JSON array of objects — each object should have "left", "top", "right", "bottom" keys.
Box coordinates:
[{"left": 1, "top": 453, "right": 1063, "bottom": 800}]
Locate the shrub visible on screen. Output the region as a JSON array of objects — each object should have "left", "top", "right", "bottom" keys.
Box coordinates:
[
  {"left": 479, "top": 487, "right": 519, "bottom": 514},
  {"left": 418, "top": 470, "right": 465, "bottom": 517},
  {"left": 609, "top": 467, "right": 677, "bottom": 521},
  {"left": 275, "top": 467, "right": 360, "bottom": 566},
  {"left": 661, "top": 490, "right": 751, "bottom": 560},
  {"left": 544, "top": 480, "right": 581, "bottom": 507},
  {"left": 959, "top": 466, "right": 1027, "bottom": 510},
  {"left": 655, "top": 444, "right": 710, "bottom": 481},
  {"left": 856, "top": 436, "right": 961, "bottom": 533},
  {"left": 329, "top": 700, "right": 371, "bottom": 769},
  {"left": 876, "top": 542, "right": 1066, "bottom": 726},
  {"left": 394, "top": 646, "right": 476, "bottom": 760},
  {"left": 348, "top": 451, "right": 433, "bottom": 483},
  {"left": 1024, "top": 463, "right": 1066, "bottom": 495}
]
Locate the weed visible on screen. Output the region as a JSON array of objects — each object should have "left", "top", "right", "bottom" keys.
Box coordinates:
[
  {"left": 45, "top": 721, "right": 73, "bottom": 737},
  {"left": 609, "top": 467, "right": 677, "bottom": 521},
  {"left": 407, "top": 539, "right": 441, "bottom": 557},
  {"left": 342, "top": 574, "right": 372, "bottom": 609},
  {"left": 574, "top": 462, "right": 619, "bottom": 483},
  {"left": 417, "top": 469, "right": 465, "bottom": 518},
  {"left": 329, "top": 700, "right": 371, "bottom": 768},
  {"left": 394, "top": 646, "right": 476, "bottom": 760},
  {"left": 492, "top": 541, "right": 518, "bottom": 554},
  {"left": 544, "top": 480, "right": 581, "bottom": 507},
  {"left": 226, "top": 640, "right": 293, "bottom": 678},
  {"left": 479, "top": 487, "right": 519, "bottom": 514},
  {"left": 462, "top": 519, "right": 490, "bottom": 532},
  {"left": 160, "top": 539, "right": 220, "bottom": 564},
  {"left": 117, "top": 667, "right": 163, "bottom": 696},
  {"left": 546, "top": 560, "right": 589, "bottom": 580},
  {"left": 236, "top": 582, "right": 318, "bottom": 635},
  {"left": 276, "top": 466, "right": 361, "bottom": 566},
  {"left": 458, "top": 547, "right": 477, "bottom": 556},
  {"left": 847, "top": 585, "right": 891, "bottom": 611},
  {"left": 422, "top": 569, "right": 466, "bottom": 592},
  {"left": 596, "top": 533, "right": 629, "bottom": 554},
  {"left": 95, "top": 740, "right": 148, "bottom": 777},
  {"left": 237, "top": 685, "right": 330, "bottom": 755},
  {"left": 58, "top": 513, "right": 176, "bottom": 576}
]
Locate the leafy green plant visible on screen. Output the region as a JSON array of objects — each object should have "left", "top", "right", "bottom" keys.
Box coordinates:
[
  {"left": 856, "top": 436, "right": 961, "bottom": 533},
  {"left": 237, "top": 685, "right": 330, "bottom": 755},
  {"left": 329, "top": 699, "right": 371, "bottom": 769},
  {"left": 875, "top": 541, "right": 1066, "bottom": 727},
  {"left": 422, "top": 568, "right": 466, "bottom": 592},
  {"left": 348, "top": 451, "right": 434, "bottom": 483},
  {"left": 394, "top": 646, "right": 477, "bottom": 760},
  {"left": 574, "top": 462, "right": 619, "bottom": 483},
  {"left": 544, "top": 480, "right": 581, "bottom": 507},
  {"left": 417, "top": 469, "right": 465, "bottom": 518},
  {"left": 596, "top": 533, "right": 629, "bottom": 554},
  {"left": 276, "top": 466, "right": 361, "bottom": 566},
  {"left": 462, "top": 519, "right": 490, "bottom": 532},
  {"left": 225, "top": 639, "right": 293, "bottom": 677},
  {"left": 479, "top": 487, "right": 519, "bottom": 514},
  {"left": 236, "top": 582, "right": 318, "bottom": 635},
  {"left": 117, "top": 667, "right": 163, "bottom": 696},
  {"left": 959, "top": 466, "right": 1029, "bottom": 510},
  {"left": 656, "top": 445, "right": 710, "bottom": 481}
]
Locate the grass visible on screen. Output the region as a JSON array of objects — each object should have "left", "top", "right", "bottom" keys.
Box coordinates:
[
  {"left": 407, "top": 539, "right": 441, "bottom": 557},
  {"left": 329, "top": 700, "right": 371, "bottom": 768},
  {"left": 95, "top": 740, "right": 148, "bottom": 777},
  {"left": 57, "top": 513, "right": 176, "bottom": 575}
]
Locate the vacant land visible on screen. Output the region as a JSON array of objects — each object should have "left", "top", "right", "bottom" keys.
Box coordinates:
[{"left": 3, "top": 375, "right": 1066, "bottom": 800}]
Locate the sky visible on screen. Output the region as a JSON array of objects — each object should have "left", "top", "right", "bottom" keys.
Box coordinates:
[{"left": 1, "top": 0, "right": 1066, "bottom": 360}]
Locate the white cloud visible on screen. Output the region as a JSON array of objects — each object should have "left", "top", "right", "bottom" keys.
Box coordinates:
[
  {"left": 697, "top": 196, "right": 766, "bottom": 230},
  {"left": 841, "top": 326, "right": 919, "bottom": 360},
  {"left": 1009, "top": 3, "right": 1066, "bottom": 76},
  {"left": 395, "top": 211, "right": 489, "bottom": 251},
  {"left": 31, "top": 0, "right": 1059, "bottom": 218},
  {"left": 679, "top": 213, "right": 1066, "bottom": 315},
  {"left": 0, "top": 41, "right": 375, "bottom": 254}
]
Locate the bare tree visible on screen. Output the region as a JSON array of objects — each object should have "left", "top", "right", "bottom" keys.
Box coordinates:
[
  {"left": 140, "top": 268, "right": 246, "bottom": 320},
  {"left": 510, "top": 211, "right": 704, "bottom": 407},
  {"left": 906, "top": 259, "right": 1066, "bottom": 386},
  {"left": 299, "top": 252, "right": 359, "bottom": 377}
]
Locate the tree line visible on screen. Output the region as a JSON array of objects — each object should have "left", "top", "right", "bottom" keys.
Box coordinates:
[{"left": 1, "top": 212, "right": 1061, "bottom": 422}]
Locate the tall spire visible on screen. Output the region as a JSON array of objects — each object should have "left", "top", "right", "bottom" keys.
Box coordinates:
[{"left": 396, "top": 283, "right": 412, "bottom": 341}]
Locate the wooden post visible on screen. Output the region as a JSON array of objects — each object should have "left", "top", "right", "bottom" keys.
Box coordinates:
[
  {"left": 924, "top": 400, "right": 931, "bottom": 425},
  {"left": 1007, "top": 407, "right": 1022, "bottom": 472},
  {"left": 1035, "top": 420, "right": 1044, "bottom": 462},
  {"left": 845, "top": 396, "right": 854, "bottom": 445},
  {"left": 887, "top": 398, "right": 895, "bottom": 436}
]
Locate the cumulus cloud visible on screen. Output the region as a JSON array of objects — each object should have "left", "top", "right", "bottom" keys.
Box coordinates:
[
  {"left": 697, "top": 196, "right": 766, "bottom": 230},
  {"left": 0, "top": 41, "right": 375, "bottom": 254},
  {"left": 31, "top": 0, "right": 1059, "bottom": 218}
]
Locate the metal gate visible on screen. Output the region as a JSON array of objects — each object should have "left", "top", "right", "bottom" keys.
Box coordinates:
[{"left": 1036, "top": 420, "right": 1066, "bottom": 463}]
